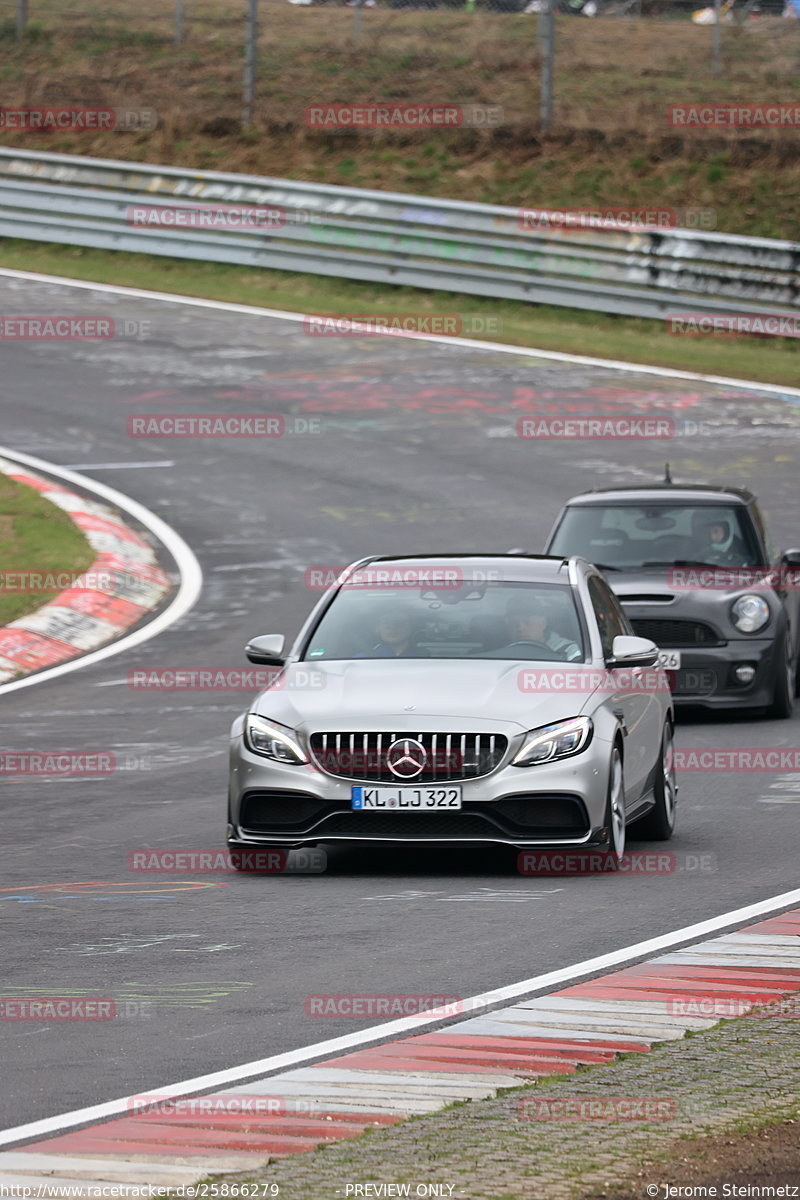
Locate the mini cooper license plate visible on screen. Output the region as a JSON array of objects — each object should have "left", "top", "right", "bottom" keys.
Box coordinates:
[
  {"left": 657, "top": 650, "right": 681, "bottom": 669},
  {"left": 352, "top": 786, "right": 462, "bottom": 810}
]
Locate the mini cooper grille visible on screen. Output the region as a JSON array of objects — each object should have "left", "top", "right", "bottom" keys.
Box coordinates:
[
  {"left": 631, "top": 618, "right": 721, "bottom": 647},
  {"left": 308, "top": 732, "right": 508, "bottom": 782}
]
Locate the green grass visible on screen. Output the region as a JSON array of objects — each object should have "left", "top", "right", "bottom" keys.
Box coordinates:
[
  {"left": 0, "top": 3, "right": 799, "bottom": 237},
  {"left": 1, "top": 239, "right": 798, "bottom": 389},
  {"left": 0, "top": 471, "right": 95, "bottom": 626}
]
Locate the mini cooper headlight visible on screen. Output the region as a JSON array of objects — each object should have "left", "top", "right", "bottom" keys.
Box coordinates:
[
  {"left": 513, "top": 716, "right": 593, "bottom": 767},
  {"left": 731, "top": 594, "right": 770, "bottom": 634},
  {"left": 245, "top": 715, "right": 307, "bottom": 764}
]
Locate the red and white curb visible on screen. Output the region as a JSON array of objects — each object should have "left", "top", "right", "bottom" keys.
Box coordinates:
[
  {"left": 2, "top": 906, "right": 800, "bottom": 1192},
  {"left": 0, "top": 457, "right": 172, "bottom": 684}
]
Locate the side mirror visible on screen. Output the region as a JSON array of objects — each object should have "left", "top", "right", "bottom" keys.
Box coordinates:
[
  {"left": 245, "top": 634, "right": 286, "bottom": 665},
  {"left": 607, "top": 635, "right": 659, "bottom": 669},
  {"left": 781, "top": 549, "right": 800, "bottom": 566}
]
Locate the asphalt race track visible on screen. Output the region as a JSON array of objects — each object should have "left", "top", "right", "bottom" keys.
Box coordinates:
[{"left": 2, "top": 273, "right": 799, "bottom": 1133}]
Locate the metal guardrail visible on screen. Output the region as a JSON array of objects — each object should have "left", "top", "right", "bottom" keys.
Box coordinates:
[{"left": 0, "top": 147, "right": 797, "bottom": 321}]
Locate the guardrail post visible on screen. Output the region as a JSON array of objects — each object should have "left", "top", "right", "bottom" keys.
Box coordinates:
[
  {"left": 243, "top": 0, "right": 259, "bottom": 128},
  {"left": 540, "top": 0, "right": 555, "bottom": 134},
  {"left": 353, "top": 0, "right": 365, "bottom": 44},
  {"left": 16, "top": 0, "right": 28, "bottom": 40},
  {"left": 175, "top": 0, "right": 185, "bottom": 45},
  {"left": 712, "top": 0, "right": 721, "bottom": 72}
]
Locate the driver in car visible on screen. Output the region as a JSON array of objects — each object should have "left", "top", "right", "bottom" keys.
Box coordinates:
[
  {"left": 699, "top": 517, "right": 748, "bottom": 566},
  {"left": 489, "top": 595, "right": 582, "bottom": 661}
]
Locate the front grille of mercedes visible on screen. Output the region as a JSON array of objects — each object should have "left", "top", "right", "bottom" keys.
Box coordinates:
[{"left": 308, "top": 731, "right": 508, "bottom": 783}]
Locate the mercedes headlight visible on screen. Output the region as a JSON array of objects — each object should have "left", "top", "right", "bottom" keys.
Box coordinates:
[
  {"left": 245, "top": 715, "right": 307, "bottom": 764},
  {"left": 731, "top": 594, "right": 770, "bottom": 634},
  {"left": 513, "top": 716, "right": 593, "bottom": 767}
]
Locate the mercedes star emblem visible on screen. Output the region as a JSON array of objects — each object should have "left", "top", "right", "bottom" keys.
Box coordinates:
[{"left": 386, "top": 737, "right": 427, "bottom": 779}]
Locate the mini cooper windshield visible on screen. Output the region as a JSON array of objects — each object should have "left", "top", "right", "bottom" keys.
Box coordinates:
[
  {"left": 303, "top": 578, "right": 587, "bottom": 663},
  {"left": 549, "top": 504, "right": 762, "bottom": 571}
]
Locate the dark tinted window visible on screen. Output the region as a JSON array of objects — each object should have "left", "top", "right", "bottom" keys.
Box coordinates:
[
  {"left": 303, "top": 575, "right": 587, "bottom": 662},
  {"left": 588, "top": 575, "right": 630, "bottom": 659},
  {"left": 550, "top": 503, "right": 761, "bottom": 569}
]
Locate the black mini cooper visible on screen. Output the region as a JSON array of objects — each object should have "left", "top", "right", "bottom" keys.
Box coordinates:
[{"left": 545, "top": 484, "right": 800, "bottom": 717}]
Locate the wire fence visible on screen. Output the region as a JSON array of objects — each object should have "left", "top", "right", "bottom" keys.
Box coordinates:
[{"left": 0, "top": 0, "right": 796, "bottom": 140}]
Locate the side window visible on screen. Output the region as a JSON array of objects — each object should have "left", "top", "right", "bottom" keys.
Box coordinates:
[
  {"left": 588, "top": 576, "right": 630, "bottom": 659},
  {"left": 603, "top": 580, "right": 635, "bottom": 638},
  {"left": 748, "top": 504, "right": 773, "bottom": 564}
]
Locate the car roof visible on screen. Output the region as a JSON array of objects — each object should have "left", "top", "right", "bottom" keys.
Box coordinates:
[
  {"left": 348, "top": 553, "right": 577, "bottom": 584},
  {"left": 563, "top": 484, "right": 755, "bottom": 506}
]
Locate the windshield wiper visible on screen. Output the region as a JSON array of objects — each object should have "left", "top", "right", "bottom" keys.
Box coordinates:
[
  {"left": 641, "top": 560, "right": 721, "bottom": 569},
  {"left": 592, "top": 562, "right": 622, "bottom": 572}
]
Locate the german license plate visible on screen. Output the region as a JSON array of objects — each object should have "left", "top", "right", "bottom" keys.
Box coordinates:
[
  {"left": 658, "top": 650, "right": 681, "bottom": 670},
  {"left": 352, "top": 785, "right": 462, "bottom": 810}
]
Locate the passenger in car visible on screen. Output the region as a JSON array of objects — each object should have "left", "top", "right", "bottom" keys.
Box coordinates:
[{"left": 370, "top": 607, "right": 431, "bottom": 657}]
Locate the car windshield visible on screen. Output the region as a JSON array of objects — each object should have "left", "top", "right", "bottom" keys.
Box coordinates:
[
  {"left": 549, "top": 504, "right": 761, "bottom": 571},
  {"left": 302, "top": 576, "right": 587, "bottom": 662}
]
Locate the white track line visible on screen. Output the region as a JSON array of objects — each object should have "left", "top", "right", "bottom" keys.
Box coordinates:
[
  {"left": 0, "top": 448, "right": 203, "bottom": 696},
  {"left": 2, "top": 885, "right": 800, "bottom": 1149},
  {"left": 0, "top": 267, "right": 798, "bottom": 399}
]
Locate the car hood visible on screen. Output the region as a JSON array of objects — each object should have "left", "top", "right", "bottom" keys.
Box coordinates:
[
  {"left": 252, "top": 658, "right": 596, "bottom": 733},
  {"left": 606, "top": 568, "right": 781, "bottom": 628}
]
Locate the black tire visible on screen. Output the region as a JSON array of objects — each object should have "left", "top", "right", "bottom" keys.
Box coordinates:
[
  {"left": 603, "top": 744, "right": 626, "bottom": 868},
  {"left": 768, "top": 635, "right": 795, "bottom": 719},
  {"left": 634, "top": 723, "right": 677, "bottom": 841}
]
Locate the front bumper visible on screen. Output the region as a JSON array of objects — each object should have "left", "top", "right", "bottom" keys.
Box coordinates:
[
  {"left": 666, "top": 638, "right": 779, "bottom": 709},
  {"left": 228, "top": 729, "right": 613, "bottom": 849}
]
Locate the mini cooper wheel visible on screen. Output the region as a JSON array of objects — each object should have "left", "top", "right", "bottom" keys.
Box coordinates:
[{"left": 769, "top": 635, "right": 795, "bottom": 720}]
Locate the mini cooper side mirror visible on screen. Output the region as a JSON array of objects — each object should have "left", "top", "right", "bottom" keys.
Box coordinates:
[
  {"left": 781, "top": 549, "right": 800, "bottom": 566},
  {"left": 607, "top": 635, "right": 659, "bottom": 669},
  {"left": 245, "top": 634, "right": 286, "bottom": 665}
]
